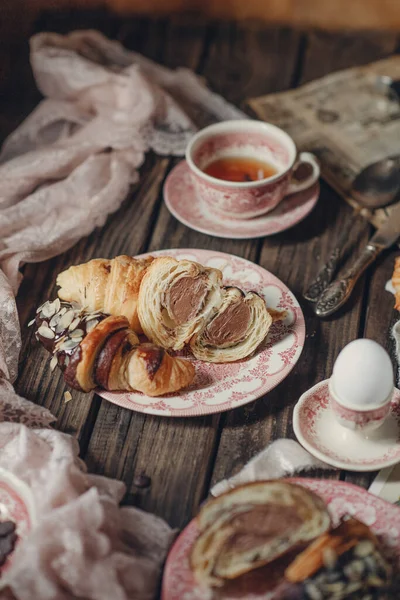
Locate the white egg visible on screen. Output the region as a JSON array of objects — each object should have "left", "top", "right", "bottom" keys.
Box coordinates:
[{"left": 331, "top": 339, "right": 394, "bottom": 407}]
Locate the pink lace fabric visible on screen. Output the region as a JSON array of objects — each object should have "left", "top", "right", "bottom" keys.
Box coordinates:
[{"left": 0, "top": 29, "right": 249, "bottom": 600}]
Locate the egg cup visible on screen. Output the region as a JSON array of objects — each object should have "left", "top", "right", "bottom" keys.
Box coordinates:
[{"left": 329, "top": 378, "right": 393, "bottom": 434}]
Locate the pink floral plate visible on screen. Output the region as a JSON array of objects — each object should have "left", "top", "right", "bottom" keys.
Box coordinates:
[
  {"left": 98, "top": 249, "right": 305, "bottom": 417},
  {"left": 293, "top": 380, "right": 400, "bottom": 471},
  {"left": 161, "top": 477, "right": 400, "bottom": 600},
  {"left": 163, "top": 160, "right": 319, "bottom": 239},
  {"left": 0, "top": 468, "right": 36, "bottom": 578}
]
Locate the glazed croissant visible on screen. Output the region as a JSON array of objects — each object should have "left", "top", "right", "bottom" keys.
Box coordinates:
[
  {"left": 32, "top": 299, "right": 195, "bottom": 396},
  {"left": 56, "top": 255, "right": 154, "bottom": 334}
]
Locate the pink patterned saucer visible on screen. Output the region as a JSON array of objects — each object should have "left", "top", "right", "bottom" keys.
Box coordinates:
[
  {"left": 163, "top": 160, "right": 319, "bottom": 239},
  {"left": 293, "top": 380, "right": 400, "bottom": 471},
  {"left": 98, "top": 248, "right": 305, "bottom": 417},
  {"left": 161, "top": 477, "right": 400, "bottom": 600}
]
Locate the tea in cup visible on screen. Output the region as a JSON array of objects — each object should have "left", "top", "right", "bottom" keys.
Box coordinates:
[{"left": 185, "top": 120, "right": 320, "bottom": 220}]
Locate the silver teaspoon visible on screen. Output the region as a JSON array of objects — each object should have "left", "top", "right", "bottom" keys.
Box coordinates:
[{"left": 304, "top": 156, "right": 400, "bottom": 302}]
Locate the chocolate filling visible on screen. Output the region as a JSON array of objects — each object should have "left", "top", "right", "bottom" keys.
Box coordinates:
[
  {"left": 136, "top": 344, "right": 165, "bottom": 380},
  {"left": 94, "top": 329, "right": 132, "bottom": 389},
  {"left": 168, "top": 277, "right": 208, "bottom": 325},
  {"left": 204, "top": 300, "right": 251, "bottom": 347},
  {"left": 219, "top": 505, "right": 303, "bottom": 557}
]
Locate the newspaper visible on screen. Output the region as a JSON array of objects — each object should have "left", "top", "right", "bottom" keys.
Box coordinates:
[{"left": 248, "top": 56, "right": 400, "bottom": 228}]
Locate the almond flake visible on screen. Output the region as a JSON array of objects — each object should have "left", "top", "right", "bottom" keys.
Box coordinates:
[
  {"left": 70, "top": 329, "right": 84, "bottom": 339},
  {"left": 64, "top": 355, "right": 70, "bottom": 366},
  {"left": 64, "top": 391, "right": 72, "bottom": 403},
  {"left": 38, "top": 325, "right": 55, "bottom": 339},
  {"left": 59, "top": 311, "right": 75, "bottom": 329},
  {"left": 28, "top": 319, "right": 36, "bottom": 327},
  {"left": 41, "top": 302, "right": 56, "bottom": 319},
  {"left": 50, "top": 355, "right": 58, "bottom": 372},
  {"left": 62, "top": 339, "right": 79, "bottom": 351},
  {"left": 68, "top": 317, "right": 80, "bottom": 331},
  {"left": 54, "top": 298, "right": 61, "bottom": 312},
  {"left": 59, "top": 307, "right": 67, "bottom": 316},
  {"left": 86, "top": 319, "right": 98, "bottom": 333},
  {"left": 50, "top": 313, "right": 62, "bottom": 328}
]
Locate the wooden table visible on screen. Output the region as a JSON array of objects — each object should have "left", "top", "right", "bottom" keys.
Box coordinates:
[{"left": 3, "top": 10, "right": 400, "bottom": 529}]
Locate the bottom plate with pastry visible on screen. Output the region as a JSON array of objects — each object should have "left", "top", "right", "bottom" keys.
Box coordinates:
[
  {"left": 162, "top": 478, "right": 400, "bottom": 600},
  {"left": 31, "top": 249, "right": 304, "bottom": 417},
  {"left": 98, "top": 249, "right": 305, "bottom": 416}
]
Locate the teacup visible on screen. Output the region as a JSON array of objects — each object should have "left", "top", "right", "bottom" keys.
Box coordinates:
[
  {"left": 185, "top": 120, "right": 320, "bottom": 220},
  {"left": 329, "top": 378, "right": 393, "bottom": 434}
]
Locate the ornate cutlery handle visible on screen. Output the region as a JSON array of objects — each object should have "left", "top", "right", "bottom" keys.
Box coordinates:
[
  {"left": 314, "top": 243, "right": 382, "bottom": 317},
  {"left": 304, "top": 219, "right": 354, "bottom": 302}
]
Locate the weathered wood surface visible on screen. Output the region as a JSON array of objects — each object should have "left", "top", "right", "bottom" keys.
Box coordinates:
[{"left": 1, "top": 10, "right": 398, "bottom": 528}]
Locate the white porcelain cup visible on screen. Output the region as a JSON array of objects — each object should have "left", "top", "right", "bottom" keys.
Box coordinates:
[
  {"left": 185, "top": 120, "right": 320, "bottom": 220},
  {"left": 329, "top": 378, "right": 393, "bottom": 433}
]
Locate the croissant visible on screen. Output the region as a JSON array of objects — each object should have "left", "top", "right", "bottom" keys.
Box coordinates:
[
  {"left": 32, "top": 299, "right": 195, "bottom": 396},
  {"left": 138, "top": 256, "right": 224, "bottom": 351},
  {"left": 56, "top": 255, "right": 154, "bottom": 334},
  {"left": 190, "top": 481, "right": 331, "bottom": 588},
  {"left": 190, "top": 287, "right": 272, "bottom": 362},
  {"left": 392, "top": 256, "right": 400, "bottom": 311}
]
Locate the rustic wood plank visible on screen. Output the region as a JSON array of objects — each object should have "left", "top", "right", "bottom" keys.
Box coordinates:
[
  {"left": 210, "top": 31, "right": 397, "bottom": 490},
  {"left": 85, "top": 21, "right": 303, "bottom": 528}
]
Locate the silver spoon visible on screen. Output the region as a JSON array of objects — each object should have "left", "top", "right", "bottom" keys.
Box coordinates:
[{"left": 304, "top": 156, "right": 400, "bottom": 303}]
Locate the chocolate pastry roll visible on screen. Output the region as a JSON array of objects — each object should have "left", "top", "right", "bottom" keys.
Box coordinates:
[
  {"left": 56, "top": 255, "right": 154, "bottom": 334},
  {"left": 138, "top": 256, "right": 224, "bottom": 351},
  {"left": 190, "top": 481, "right": 331, "bottom": 588},
  {"left": 273, "top": 518, "right": 393, "bottom": 599},
  {"left": 32, "top": 299, "right": 195, "bottom": 396},
  {"left": 190, "top": 286, "right": 272, "bottom": 363}
]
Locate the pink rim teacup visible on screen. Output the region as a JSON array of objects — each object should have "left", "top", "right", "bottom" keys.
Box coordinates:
[
  {"left": 329, "top": 378, "right": 393, "bottom": 433},
  {"left": 185, "top": 120, "right": 320, "bottom": 220}
]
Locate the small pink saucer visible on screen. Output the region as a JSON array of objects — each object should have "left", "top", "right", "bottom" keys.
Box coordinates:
[
  {"left": 293, "top": 380, "right": 400, "bottom": 472},
  {"left": 164, "top": 160, "right": 319, "bottom": 239}
]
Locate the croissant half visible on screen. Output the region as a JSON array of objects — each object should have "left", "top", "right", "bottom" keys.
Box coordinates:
[
  {"left": 56, "top": 255, "right": 154, "bottom": 334},
  {"left": 190, "top": 287, "right": 272, "bottom": 362},
  {"left": 32, "top": 299, "right": 194, "bottom": 396},
  {"left": 138, "top": 256, "right": 224, "bottom": 351}
]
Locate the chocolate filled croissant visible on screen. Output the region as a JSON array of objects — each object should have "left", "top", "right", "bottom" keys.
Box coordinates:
[
  {"left": 56, "top": 255, "right": 154, "bottom": 334},
  {"left": 190, "top": 287, "right": 272, "bottom": 362},
  {"left": 138, "top": 256, "right": 224, "bottom": 351},
  {"left": 32, "top": 299, "right": 195, "bottom": 396}
]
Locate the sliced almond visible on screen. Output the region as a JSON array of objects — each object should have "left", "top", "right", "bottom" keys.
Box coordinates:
[
  {"left": 50, "top": 355, "right": 58, "bottom": 372},
  {"left": 41, "top": 302, "right": 57, "bottom": 319},
  {"left": 59, "top": 307, "right": 67, "bottom": 316},
  {"left": 62, "top": 339, "right": 79, "bottom": 351},
  {"left": 70, "top": 329, "right": 84, "bottom": 339},
  {"left": 68, "top": 317, "right": 81, "bottom": 331},
  {"left": 86, "top": 319, "right": 98, "bottom": 333},
  {"left": 64, "top": 391, "right": 72, "bottom": 403},
  {"left": 38, "top": 325, "right": 55, "bottom": 339},
  {"left": 64, "top": 355, "right": 70, "bottom": 366},
  {"left": 28, "top": 319, "right": 36, "bottom": 327},
  {"left": 50, "top": 313, "right": 62, "bottom": 328},
  {"left": 54, "top": 298, "right": 61, "bottom": 312},
  {"left": 59, "top": 310, "right": 75, "bottom": 329}
]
